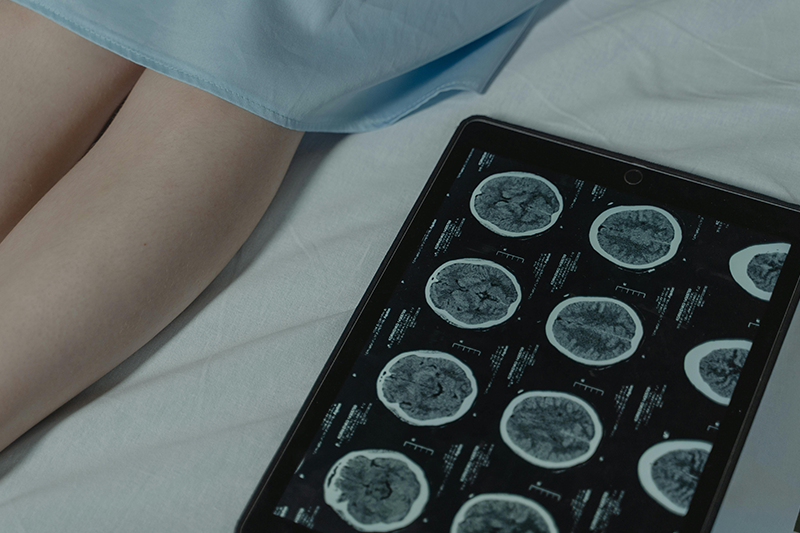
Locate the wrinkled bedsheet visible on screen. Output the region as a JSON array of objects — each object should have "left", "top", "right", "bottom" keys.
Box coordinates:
[{"left": 1, "top": 0, "right": 799, "bottom": 531}]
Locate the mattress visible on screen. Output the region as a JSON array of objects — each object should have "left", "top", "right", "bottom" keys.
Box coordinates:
[{"left": 1, "top": 0, "right": 799, "bottom": 531}]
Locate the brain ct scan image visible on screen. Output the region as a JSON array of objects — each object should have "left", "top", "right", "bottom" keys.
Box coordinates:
[
  {"left": 589, "top": 205, "right": 682, "bottom": 269},
  {"left": 545, "top": 297, "right": 644, "bottom": 366},
  {"left": 425, "top": 258, "right": 522, "bottom": 329},
  {"left": 323, "top": 450, "right": 429, "bottom": 532},
  {"left": 684, "top": 339, "right": 752, "bottom": 406},
  {"left": 500, "top": 391, "right": 602, "bottom": 469},
  {"left": 469, "top": 171, "right": 563, "bottom": 237},
  {"left": 376, "top": 350, "right": 478, "bottom": 426},
  {"left": 638, "top": 440, "right": 711, "bottom": 516},
  {"left": 450, "top": 493, "right": 558, "bottom": 533},
  {"left": 729, "top": 242, "right": 791, "bottom": 300}
]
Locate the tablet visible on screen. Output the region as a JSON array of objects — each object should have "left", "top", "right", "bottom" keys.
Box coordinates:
[{"left": 238, "top": 117, "right": 800, "bottom": 533}]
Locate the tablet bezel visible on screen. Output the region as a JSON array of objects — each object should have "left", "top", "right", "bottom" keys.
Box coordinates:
[{"left": 237, "top": 116, "right": 800, "bottom": 533}]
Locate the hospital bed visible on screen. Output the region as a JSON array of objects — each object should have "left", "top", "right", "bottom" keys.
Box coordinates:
[{"left": 1, "top": 0, "right": 799, "bottom": 530}]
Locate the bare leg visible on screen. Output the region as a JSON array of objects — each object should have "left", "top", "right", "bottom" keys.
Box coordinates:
[
  {"left": 0, "top": 0, "right": 144, "bottom": 241},
  {"left": 0, "top": 69, "right": 303, "bottom": 451}
]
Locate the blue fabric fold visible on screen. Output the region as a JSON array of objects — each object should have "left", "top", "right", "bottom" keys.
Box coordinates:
[{"left": 11, "top": 0, "right": 542, "bottom": 132}]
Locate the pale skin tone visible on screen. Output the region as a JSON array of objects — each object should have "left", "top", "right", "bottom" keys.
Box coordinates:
[{"left": 0, "top": 1, "right": 304, "bottom": 452}]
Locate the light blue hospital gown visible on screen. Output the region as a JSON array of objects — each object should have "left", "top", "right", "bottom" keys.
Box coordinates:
[{"left": 11, "top": 0, "right": 542, "bottom": 132}]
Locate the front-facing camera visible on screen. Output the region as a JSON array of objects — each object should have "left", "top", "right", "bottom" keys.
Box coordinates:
[{"left": 624, "top": 169, "right": 643, "bottom": 185}]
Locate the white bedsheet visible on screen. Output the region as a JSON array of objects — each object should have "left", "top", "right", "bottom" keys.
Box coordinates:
[{"left": 1, "top": 0, "right": 799, "bottom": 531}]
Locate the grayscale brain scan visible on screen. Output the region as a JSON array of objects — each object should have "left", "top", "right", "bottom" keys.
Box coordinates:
[
  {"left": 545, "top": 297, "right": 643, "bottom": 366},
  {"left": 324, "top": 450, "right": 429, "bottom": 532},
  {"left": 684, "top": 339, "right": 751, "bottom": 406},
  {"left": 500, "top": 391, "right": 602, "bottom": 469},
  {"left": 699, "top": 349, "right": 748, "bottom": 398},
  {"left": 747, "top": 252, "right": 785, "bottom": 292},
  {"left": 376, "top": 351, "right": 477, "bottom": 426},
  {"left": 638, "top": 440, "right": 711, "bottom": 516},
  {"left": 729, "top": 243, "right": 790, "bottom": 300},
  {"left": 469, "top": 171, "right": 563, "bottom": 237},
  {"left": 425, "top": 258, "right": 521, "bottom": 328},
  {"left": 589, "top": 205, "right": 682, "bottom": 269},
  {"left": 450, "top": 493, "right": 557, "bottom": 533}
]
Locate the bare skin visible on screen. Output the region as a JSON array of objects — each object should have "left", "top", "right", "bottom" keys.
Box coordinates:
[
  {"left": 0, "top": 0, "right": 145, "bottom": 241},
  {"left": 0, "top": 2, "right": 304, "bottom": 452}
]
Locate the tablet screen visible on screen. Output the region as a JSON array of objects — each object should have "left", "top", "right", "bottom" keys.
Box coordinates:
[{"left": 242, "top": 119, "right": 800, "bottom": 533}]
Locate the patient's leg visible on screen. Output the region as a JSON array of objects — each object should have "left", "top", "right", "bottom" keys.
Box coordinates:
[
  {"left": 0, "top": 0, "right": 144, "bottom": 241},
  {"left": 0, "top": 69, "right": 304, "bottom": 451}
]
